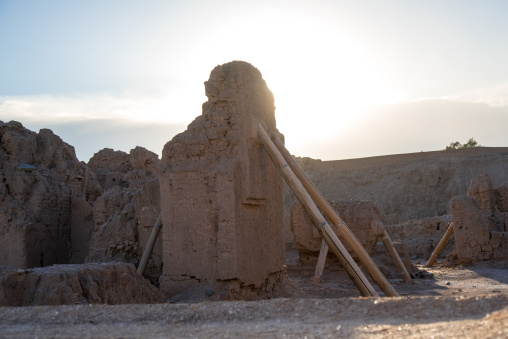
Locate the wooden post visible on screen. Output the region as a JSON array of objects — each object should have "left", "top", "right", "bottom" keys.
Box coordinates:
[
  {"left": 425, "top": 222, "right": 454, "bottom": 267},
  {"left": 312, "top": 239, "right": 329, "bottom": 282},
  {"left": 270, "top": 134, "right": 398, "bottom": 297},
  {"left": 379, "top": 228, "right": 411, "bottom": 283},
  {"left": 137, "top": 213, "right": 162, "bottom": 275},
  {"left": 258, "top": 123, "right": 378, "bottom": 297}
]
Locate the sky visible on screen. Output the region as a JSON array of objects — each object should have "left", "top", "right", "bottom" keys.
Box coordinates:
[{"left": 1, "top": 0, "right": 508, "bottom": 162}]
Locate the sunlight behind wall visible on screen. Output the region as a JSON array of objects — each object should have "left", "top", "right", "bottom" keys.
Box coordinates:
[{"left": 148, "top": 4, "right": 409, "bottom": 155}]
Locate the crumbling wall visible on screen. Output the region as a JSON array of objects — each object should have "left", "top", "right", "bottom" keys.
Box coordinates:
[
  {"left": 467, "top": 174, "right": 497, "bottom": 213},
  {"left": 159, "top": 61, "right": 285, "bottom": 301},
  {"left": 450, "top": 174, "right": 508, "bottom": 265},
  {"left": 86, "top": 147, "right": 162, "bottom": 283},
  {"left": 495, "top": 182, "right": 508, "bottom": 212},
  {"left": 290, "top": 200, "right": 383, "bottom": 265},
  {"left": 289, "top": 199, "right": 416, "bottom": 277},
  {"left": 0, "top": 263, "right": 164, "bottom": 306},
  {"left": 385, "top": 215, "right": 454, "bottom": 260},
  {"left": 0, "top": 121, "right": 102, "bottom": 268},
  {"left": 87, "top": 148, "right": 132, "bottom": 190}
]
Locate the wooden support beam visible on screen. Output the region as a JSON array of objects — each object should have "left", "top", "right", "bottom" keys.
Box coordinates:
[
  {"left": 270, "top": 134, "right": 398, "bottom": 297},
  {"left": 379, "top": 228, "right": 411, "bottom": 283},
  {"left": 425, "top": 222, "right": 454, "bottom": 267},
  {"left": 258, "top": 123, "right": 378, "bottom": 297},
  {"left": 312, "top": 239, "right": 329, "bottom": 282},
  {"left": 137, "top": 213, "right": 162, "bottom": 275}
]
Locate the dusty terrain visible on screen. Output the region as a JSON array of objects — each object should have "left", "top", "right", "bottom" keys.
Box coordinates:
[{"left": 1, "top": 257, "right": 507, "bottom": 338}]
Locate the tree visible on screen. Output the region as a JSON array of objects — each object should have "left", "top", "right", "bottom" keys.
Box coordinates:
[
  {"left": 445, "top": 138, "right": 480, "bottom": 150},
  {"left": 462, "top": 137, "right": 479, "bottom": 148},
  {"left": 445, "top": 141, "right": 461, "bottom": 150}
]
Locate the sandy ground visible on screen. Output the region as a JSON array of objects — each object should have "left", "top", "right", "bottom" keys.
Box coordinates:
[{"left": 1, "top": 257, "right": 508, "bottom": 338}]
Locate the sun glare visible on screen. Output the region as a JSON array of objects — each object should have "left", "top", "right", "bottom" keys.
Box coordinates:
[{"left": 246, "top": 17, "right": 406, "bottom": 148}]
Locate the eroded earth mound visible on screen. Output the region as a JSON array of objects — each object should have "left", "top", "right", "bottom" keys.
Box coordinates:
[{"left": 0, "top": 262, "right": 164, "bottom": 306}]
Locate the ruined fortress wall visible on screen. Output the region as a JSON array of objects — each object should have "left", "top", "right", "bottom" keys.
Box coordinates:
[
  {"left": 450, "top": 174, "right": 508, "bottom": 265},
  {"left": 85, "top": 147, "right": 162, "bottom": 284},
  {"left": 0, "top": 121, "right": 102, "bottom": 268},
  {"left": 290, "top": 148, "right": 508, "bottom": 223},
  {"left": 159, "top": 61, "right": 285, "bottom": 300}
]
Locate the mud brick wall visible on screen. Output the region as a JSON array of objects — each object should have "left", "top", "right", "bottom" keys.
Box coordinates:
[
  {"left": 290, "top": 199, "right": 383, "bottom": 265},
  {"left": 0, "top": 121, "right": 102, "bottom": 268},
  {"left": 159, "top": 61, "right": 285, "bottom": 300},
  {"left": 451, "top": 174, "right": 508, "bottom": 265}
]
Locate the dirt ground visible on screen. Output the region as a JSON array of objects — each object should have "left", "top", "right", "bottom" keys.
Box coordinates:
[{"left": 1, "top": 254, "right": 508, "bottom": 338}]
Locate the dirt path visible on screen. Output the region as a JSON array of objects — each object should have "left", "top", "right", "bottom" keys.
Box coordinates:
[{"left": 1, "top": 262, "right": 507, "bottom": 338}]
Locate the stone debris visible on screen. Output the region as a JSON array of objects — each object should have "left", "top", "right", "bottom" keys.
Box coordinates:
[
  {"left": 159, "top": 61, "right": 286, "bottom": 301},
  {"left": 0, "top": 262, "right": 165, "bottom": 306}
]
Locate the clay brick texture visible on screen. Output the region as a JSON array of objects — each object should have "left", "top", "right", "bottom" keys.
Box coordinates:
[{"left": 159, "top": 61, "right": 286, "bottom": 300}]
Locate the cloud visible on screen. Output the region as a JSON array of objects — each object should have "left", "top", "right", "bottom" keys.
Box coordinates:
[
  {"left": 452, "top": 82, "right": 508, "bottom": 107},
  {"left": 0, "top": 93, "right": 194, "bottom": 162},
  {"left": 0, "top": 90, "right": 205, "bottom": 125},
  {"left": 2, "top": 93, "right": 508, "bottom": 163},
  {"left": 8, "top": 119, "right": 187, "bottom": 163},
  {"left": 288, "top": 99, "right": 508, "bottom": 161}
]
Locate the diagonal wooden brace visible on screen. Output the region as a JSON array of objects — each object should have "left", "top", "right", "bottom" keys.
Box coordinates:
[
  {"left": 269, "top": 132, "right": 399, "bottom": 297},
  {"left": 258, "top": 123, "right": 378, "bottom": 297},
  {"left": 425, "top": 222, "right": 454, "bottom": 267}
]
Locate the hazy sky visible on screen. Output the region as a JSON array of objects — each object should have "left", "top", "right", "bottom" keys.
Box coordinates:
[{"left": 1, "top": 0, "right": 508, "bottom": 162}]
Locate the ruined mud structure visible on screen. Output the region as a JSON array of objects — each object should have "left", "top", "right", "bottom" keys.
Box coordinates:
[
  {"left": 159, "top": 61, "right": 286, "bottom": 300},
  {"left": 1, "top": 60, "right": 508, "bottom": 337},
  {"left": 86, "top": 147, "right": 162, "bottom": 284},
  {"left": 290, "top": 199, "right": 416, "bottom": 279},
  {"left": 0, "top": 263, "right": 164, "bottom": 306},
  {"left": 449, "top": 174, "right": 508, "bottom": 265},
  {"left": 0, "top": 121, "right": 102, "bottom": 268},
  {"left": 0, "top": 121, "right": 164, "bottom": 303}
]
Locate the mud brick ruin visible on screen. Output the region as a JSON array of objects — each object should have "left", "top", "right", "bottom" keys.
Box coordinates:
[
  {"left": 159, "top": 61, "right": 286, "bottom": 300},
  {"left": 450, "top": 174, "right": 508, "bottom": 264},
  {"left": 0, "top": 122, "right": 102, "bottom": 268},
  {"left": 290, "top": 200, "right": 383, "bottom": 264},
  {"left": 1, "top": 61, "right": 508, "bottom": 308}
]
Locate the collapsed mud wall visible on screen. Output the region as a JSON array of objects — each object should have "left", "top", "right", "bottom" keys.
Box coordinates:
[
  {"left": 0, "top": 121, "right": 102, "bottom": 268},
  {"left": 159, "top": 61, "right": 286, "bottom": 300},
  {"left": 290, "top": 200, "right": 383, "bottom": 264},
  {"left": 86, "top": 147, "right": 162, "bottom": 283},
  {"left": 385, "top": 215, "right": 453, "bottom": 260},
  {"left": 289, "top": 199, "right": 416, "bottom": 278},
  {"left": 450, "top": 174, "right": 508, "bottom": 265},
  {"left": 0, "top": 120, "right": 163, "bottom": 284},
  {"left": 0, "top": 263, "right": 164, "bottom": 306},
  {"left": 289, "top": 148, "right": 508, "bottom": 224}
]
